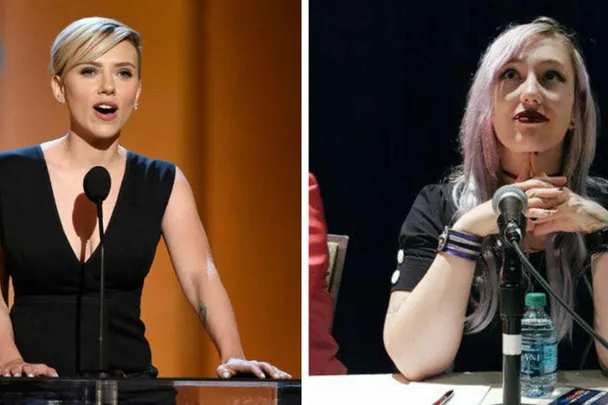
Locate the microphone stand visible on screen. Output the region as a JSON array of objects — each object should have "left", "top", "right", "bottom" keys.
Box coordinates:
[
  {"left": 96, "top": 201, "right": 108, "bottom": 378},
  {"left": 82, "top": 198, "right": 124, "bottom": 379},
  {"left": 494, "top": 226, "right": 608, "bottom": 405},
  {"left": 490, "top": 185, "right": 608, "bottom": 404},
  {"left": 497, "top": 215, "right": 527, "bottom": 405},
  {"left": 80, "top": 200, "right": 110, "bottom": 379},
  {"left": 79, "top": 166, "right": 125, "bottom": 396}
]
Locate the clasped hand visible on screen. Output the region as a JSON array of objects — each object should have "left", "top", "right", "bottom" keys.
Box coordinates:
[
  {"left": 457, "top": 164, "right": 608, "bottom": 239},
  {"left": 525, "top": 179, "right": 608, "bottom": 236},
  {"left": 510, "top": 153, "right": 607, "bottom": 236}
]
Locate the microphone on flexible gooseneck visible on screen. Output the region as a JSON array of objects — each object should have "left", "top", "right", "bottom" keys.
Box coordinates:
[{"left": 82, "top": 166, "right": 112, "bottom": 378}]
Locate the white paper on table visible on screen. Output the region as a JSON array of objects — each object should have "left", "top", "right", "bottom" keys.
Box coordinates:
[
  {"left": 306, "top": 374, "right": 491, "bottom": 405},
  {"left": 407, "top": 381, "right": 491, "bottom": 405}
]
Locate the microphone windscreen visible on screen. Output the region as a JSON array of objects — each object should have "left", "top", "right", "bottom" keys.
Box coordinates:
[
  {"left": 492, "top": 185, "right": 527, "bottom": 215},
  {"left": 84, "top": 166, "right": 111, "bottom": 203}
]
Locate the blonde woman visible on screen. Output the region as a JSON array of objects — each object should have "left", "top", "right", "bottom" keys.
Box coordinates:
[
  {"left": 0, "top": 16, "right": 290, "bottom": 380},
  {"left": 384, "top": 17, "right": 608, "bottom": 380}
]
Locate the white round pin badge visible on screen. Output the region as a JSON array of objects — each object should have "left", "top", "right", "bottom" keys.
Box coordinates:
[
  {"left": 397, "top": 249, "right": 404, "bottom": 264},
  {"left": 391, "top": 270, "right": 400, "bottom": 285}
]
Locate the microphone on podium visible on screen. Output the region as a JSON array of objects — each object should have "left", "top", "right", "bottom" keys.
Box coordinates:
[
  {"left": 84, "top": 166, "right": 111, "bottom": 204},
  {"left": 81, "top": 166, "right": 117, "bottom": 378}
]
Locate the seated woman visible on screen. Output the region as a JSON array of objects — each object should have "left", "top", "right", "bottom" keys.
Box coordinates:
[
  {"left": 0, "top": 16, "right": 290, "bottom": 380},
  {"left": 383, "top": 17, "right": 608, "bottom": 380}
]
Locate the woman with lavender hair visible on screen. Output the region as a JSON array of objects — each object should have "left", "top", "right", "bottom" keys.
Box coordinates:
[{"left": 383, "top": 17, "right": 608, "bottom": 380}]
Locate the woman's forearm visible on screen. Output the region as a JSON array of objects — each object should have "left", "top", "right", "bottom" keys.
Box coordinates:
[
  {"left": 384, "top": 253, "right": 476, "bottom": 380},
  {"left": 0, "top": 301, "right": 22, "bottom": 365},
  {"left": 194, "top": 273, "right": 245, "bottom": 361}
]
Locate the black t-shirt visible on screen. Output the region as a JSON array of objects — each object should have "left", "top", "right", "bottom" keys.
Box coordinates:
[{"left": 390, "top": 181, "right": 608, "bottom": 372}]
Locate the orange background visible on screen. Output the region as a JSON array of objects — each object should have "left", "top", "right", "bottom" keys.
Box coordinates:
[{"left": 0, "top": 1, "right": 301, "bottom": 378}]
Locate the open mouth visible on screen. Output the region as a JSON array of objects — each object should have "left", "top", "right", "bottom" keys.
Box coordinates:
[
  {"left": 513, "top": 110, "right": 548, "bottom": 124},
  {"left": 93, "top": 103, "right": 118, "bottom": 115}
]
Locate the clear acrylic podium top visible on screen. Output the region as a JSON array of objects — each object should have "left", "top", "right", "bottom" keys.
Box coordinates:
[{"left": 0, "top": 377, "right": 301, "bottom": 404}]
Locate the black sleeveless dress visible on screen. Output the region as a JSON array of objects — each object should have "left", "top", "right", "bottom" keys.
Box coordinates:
[{"left": 0, "top": 145, "right": 176, "bottom": 378}]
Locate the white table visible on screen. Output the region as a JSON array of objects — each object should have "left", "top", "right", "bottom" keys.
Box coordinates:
[{"left": 307, "top": 372, "right": 608, "bottom": 405}]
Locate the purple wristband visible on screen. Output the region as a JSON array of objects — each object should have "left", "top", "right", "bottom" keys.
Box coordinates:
[
  {"left": 437, "top": 226, "right": 483, "bottom": 261},
  {"left": 442, "top": 247, "right": 480, "bottom": 261}
]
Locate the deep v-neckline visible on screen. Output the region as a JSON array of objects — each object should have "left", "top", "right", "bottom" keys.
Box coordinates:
[{"left": 36, "top": 145, "right": 131, "bottom": 266}]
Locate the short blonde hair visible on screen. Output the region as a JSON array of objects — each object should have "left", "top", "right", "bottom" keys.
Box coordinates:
[{"left": 50, "top": 16, "right": 141, "bottom": 77}]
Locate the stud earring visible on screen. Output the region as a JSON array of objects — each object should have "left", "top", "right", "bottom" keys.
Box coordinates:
[
  {"left": 133, "top": 100, "right": 139, "bottom": 111},
  {"left": 57, "top": 95, "right": 64, "bottom": 103}
]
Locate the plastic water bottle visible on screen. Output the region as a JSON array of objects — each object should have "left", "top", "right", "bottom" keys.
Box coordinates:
[{"left": 520, "top": 292, "right": 557, "bottom": 398}]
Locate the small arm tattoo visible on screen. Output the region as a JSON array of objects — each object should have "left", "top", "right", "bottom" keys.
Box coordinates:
[{"left": 198, "top": 303, "right": 208, "bottom": 329}]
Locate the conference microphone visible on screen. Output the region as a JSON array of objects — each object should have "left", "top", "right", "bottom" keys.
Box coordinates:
[
  {"left": 82, "top": 166, "right": 113, "bottom": 378},
  {"left": 492, "top": 185, "right": 528, "bottom": 245},
  {"left": 492, "top": 185, "right": 529, "bottom": 405}
]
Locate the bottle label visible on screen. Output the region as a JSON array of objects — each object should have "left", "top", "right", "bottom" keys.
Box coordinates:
[
  {"left": 521, "top": 341, "right": 557, "bottom": 377},
  {"left": 543, "top": 342, "right": 557, "bottom": 374}
]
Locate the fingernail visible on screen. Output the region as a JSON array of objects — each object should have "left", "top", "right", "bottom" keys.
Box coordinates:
[
  {"left": 27, "top": 374, "right": 34, "bottom": 378},
  {"left": 3, "top": 374, "right": 10, "bottom": 378},
  {"left": 53, "top": 373, "right": 59, "bottom": 378},
  {"left": 14, "top": 374, "right": 21, "bottom": 377},
  {"left": 260, "top": 372, "right": 266, "bottom": 379},
  {"left": 222, "top": 371, "right": 230, "bottom": 379}
]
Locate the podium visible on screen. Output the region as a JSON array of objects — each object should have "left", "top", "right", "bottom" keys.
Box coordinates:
[{"left": 0, "top": 377, "right": 301, "bottom": 404}]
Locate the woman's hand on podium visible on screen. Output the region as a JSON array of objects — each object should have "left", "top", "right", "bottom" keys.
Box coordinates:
[
  {"left": 216, "top": 358, "right": 292, "bottom": 380},
  {"left": 0, "top": 358, "right": 58, "bottom": 378}
]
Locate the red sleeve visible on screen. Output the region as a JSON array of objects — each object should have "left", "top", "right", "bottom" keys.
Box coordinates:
[{"left": 308, "top": 173, "right": 347, "bottom": 375}]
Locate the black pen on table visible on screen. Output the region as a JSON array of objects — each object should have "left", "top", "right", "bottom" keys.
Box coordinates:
[{"left": 432, "top": 389, "right": 454, "bottom": 405}]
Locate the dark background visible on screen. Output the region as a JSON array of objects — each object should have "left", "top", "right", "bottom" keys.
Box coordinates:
[{"left": 310, "top": 1, "right": 608, "bottom": 373}]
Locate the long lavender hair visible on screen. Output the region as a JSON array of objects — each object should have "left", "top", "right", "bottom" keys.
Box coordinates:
[{"left": 452, "top": 17, "right": 600, "bottom": 341}]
